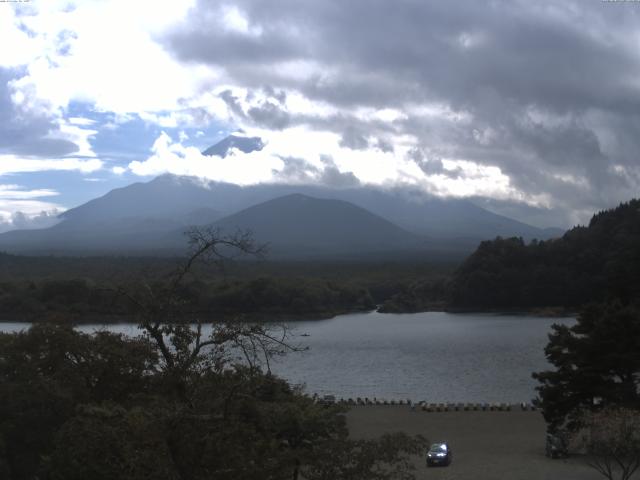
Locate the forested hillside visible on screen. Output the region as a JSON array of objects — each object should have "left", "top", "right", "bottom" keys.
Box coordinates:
[{"left": 448, "top": 199, "right": 640, "bottom": 309}]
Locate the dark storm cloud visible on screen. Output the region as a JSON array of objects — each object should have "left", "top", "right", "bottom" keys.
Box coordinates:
[
  {"left": 274, "top": 155, "right": 360, "bottom": 188},
  {"left": 164, "top": 0, "right": 640, "bottom": 225},
  {"left": 0, "top": 68, "right": 78, "bottom": 157},
  {"left": 220, "top": 86, "right": 291, "bottom": 129},
  {"left": 375, "top": 138, "right": 394, "bottom": 153},
  {"left": 407, "top": 148, "right": 445, "bottom": 177},
  {"left": 319, "top": 155, "right": 360, "bottom": 188},
  {"left": 339, "top": 126, "right": 369, "bottom": 150},
  {"left": 320, "top": 166, "right": 360, "bottom": 188},
  {"left": 169, "top": 1, "right": 640, "bottom": 111},
  {"left": 219, "top": 89, "right": 246, "bottom": 119},
  {"left": 272, "top": 156, "right": 318, "bottom": 183},
  {"left": 247, "top": 101, "right": 291, "bottom": 130},
  {"left": 168, "top": 28, "right": 302, "bottom": 67}
]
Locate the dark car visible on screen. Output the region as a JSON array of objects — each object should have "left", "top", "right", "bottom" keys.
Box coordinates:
[{"left": 426, "top": 442, "right": 452, "bottom": 467}]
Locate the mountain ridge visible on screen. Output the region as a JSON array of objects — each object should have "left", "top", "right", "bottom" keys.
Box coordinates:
[
  {"left": 206, "top": 193, "right": 424, "bottom": 258},
  {"left": 0, "top": 173, "right": 565, "bottom": 258},
  {"left": 59, "top": 174, "right": 561, "bottom": 238}
]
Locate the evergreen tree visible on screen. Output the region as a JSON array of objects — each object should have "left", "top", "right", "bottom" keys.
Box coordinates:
[{"left": 533, "top": 302, "right": 640, "bottom": 432}]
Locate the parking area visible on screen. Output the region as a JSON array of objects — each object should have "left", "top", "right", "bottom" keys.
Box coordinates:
[{"left": 346, "top": 406, "right": 606, "bottom": 480}]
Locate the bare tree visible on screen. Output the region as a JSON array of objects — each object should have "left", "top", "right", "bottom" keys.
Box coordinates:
[
  {"left": 577, "top": 407, "right": 640, "bottom": 480},
  {"left": 117, "top": 227, "right": 300, "bottom": 380}
]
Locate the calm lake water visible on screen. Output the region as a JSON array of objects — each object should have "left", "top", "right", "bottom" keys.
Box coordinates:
[{"left": 1, "top": 311, "right": 574, "bottom": 403}]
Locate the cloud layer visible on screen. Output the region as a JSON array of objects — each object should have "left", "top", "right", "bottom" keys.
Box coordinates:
[
  {"left": 0, "top": 184, "right": 62, "bottom": 233},
  {"left": 2, "top": 1, "right": 640, "bottom": 228},
  {"left": 159, "top": 0, "right": 640, "bottom": 225}
]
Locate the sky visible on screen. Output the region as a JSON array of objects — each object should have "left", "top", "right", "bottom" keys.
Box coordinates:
[{"left": 1, "top": 0, "right": 640, "bottom": 232}]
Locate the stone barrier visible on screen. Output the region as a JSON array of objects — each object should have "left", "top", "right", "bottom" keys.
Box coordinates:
[{"left": 325, "top": 398, "right": 539, "bottom": 411}]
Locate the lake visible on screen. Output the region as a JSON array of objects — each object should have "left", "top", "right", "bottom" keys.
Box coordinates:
[{"left": 0, "top": 311, "right": 573, "bottom": 403}]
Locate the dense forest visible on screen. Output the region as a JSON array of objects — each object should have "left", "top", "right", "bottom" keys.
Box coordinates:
[
  {"left": 0, "top": 252, "right": 452, "bottom": 321},
  {"left": 447, "top": 199, "right": 640, "bottom": 310},
  {"left": 0, "top": 276, "right": 374, "bottom": 322}
]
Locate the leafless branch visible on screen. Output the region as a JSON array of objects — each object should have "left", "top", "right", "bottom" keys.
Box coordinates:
[{"left": 107, "top": 226, "right": 301, "bottom": 379}]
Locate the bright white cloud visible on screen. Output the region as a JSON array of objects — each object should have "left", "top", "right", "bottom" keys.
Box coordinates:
[
  {"left": 4, "top": 0, "right": 209, "bottom": 115},
  {"left": 68, "top": 117, "right": 96, "bottom": 126},
  {"left": 283, "top": 90, "right": 339, "bottom": 118},
  {"left": 0, "top": 156, "right": 103, "bottom": 175},
  {"left": 54, "top": 119, "right": 98, "bottom": 157},
  {"left": 221, "top": 5, "right": 261, "bottom": 36},
  {"left": 0, "top": 200, "right": 60, "bottom": 217},
  {"left": 126, "top": 127, "right": 520, "bottom": 201},
  {"left": 0, "top": 184, "right": 59, "bottom": 199},
  {"left": 128, "top": 131, "right": 283, "bottom": 184},
  {"left": 0, "top": 209, "right": 62, "bottom": 233},
  {"left": 0, "top": 183, "right": 63, "bottom": 232},
  {"left": 0, "top": 7, "right": 44, "bottom": 67},
  {"left": 0, "top": 0, "right": 531, "bottom": 205},
  {"left": 429, "top": 159, "right": 515, "bottom": 199}
]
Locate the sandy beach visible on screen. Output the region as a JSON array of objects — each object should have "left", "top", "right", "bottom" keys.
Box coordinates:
[{"left": 346, "top": 406, "right": 609, "bottom": 480}]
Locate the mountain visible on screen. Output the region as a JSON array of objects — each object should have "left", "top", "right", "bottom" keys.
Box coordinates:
[
  {"left": 58, "top": 175, "right": 225, "bottom": 225},
  {"left": 0, "top": 193, "right": 427, "bottom": 258},
  {"left": 202, "top": 134, "right": 264, "bottom": 157},
  {"left": 205, "top": 193, "right": 424, "bottom": 258},
  {"left": 0, "top": 167, "right": 565, "bottom": 257},
  {"left": 304, "top": 186, "right": 555, "bottom": 241},
  {"left": 59, "top": 174, "right": 561, "bottom": 239}
]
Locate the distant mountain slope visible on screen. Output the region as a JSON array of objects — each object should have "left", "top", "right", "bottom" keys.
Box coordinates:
[
  {"left": 310, "top": 187, "right": 555, "bottom": 241},
  {"left": 0, "top": 165, "right": 564, "bottom": 257},
  {"left": 59, "top": 173, "right": 561, "bottom": 241},
  {"left": 59, "top": 175, "right": 226, "bottom": 225},
  {"left": 448, "top": 199, "right": 640, "bottom": 309},
  {"left": 0, "top": 216, "right": 185, "bottom": 255},
  {"left": 0, "top": 193, "right": 429, "bottom": 258},
  {"left": 207, "top": 193, "right": 423, "bottom": 258}
]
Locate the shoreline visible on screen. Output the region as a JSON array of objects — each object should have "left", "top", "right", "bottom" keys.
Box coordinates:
[
  {"left": 0, "top": 307, "right": 372, "bottom": 325},
  {"left": 0, "top": 306, "right": 577, "bottom": 324},
  {"left": 378, "top": 306, "right": 578, "bottom": 318},
  {"left": 443, "top": 306, "right": 578, "bottom": 317}
]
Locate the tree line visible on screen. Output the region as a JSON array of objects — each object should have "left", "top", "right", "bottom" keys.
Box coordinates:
[
  {"left": 0, "top": 276, "right": 375, "bottom": 321},
  {"left": 516, "top": 201, "right": 640, "bottom": 479},
  {"left": 448, "top": 199, "right": 640, "bottom": 309},
  {"left": 0, "top": 252, "right": 454, "bottom": 320}
]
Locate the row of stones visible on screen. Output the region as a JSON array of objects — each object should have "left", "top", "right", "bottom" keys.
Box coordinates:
[{"left": 329, "top": 398, "right": 537, "bottom": 411}]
